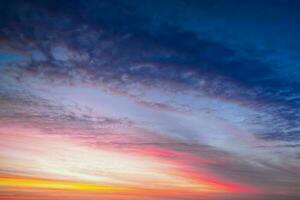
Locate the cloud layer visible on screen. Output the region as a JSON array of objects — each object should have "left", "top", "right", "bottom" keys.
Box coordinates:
[{"left": 0, "top": 1, "right": 300, "bottom": 200}]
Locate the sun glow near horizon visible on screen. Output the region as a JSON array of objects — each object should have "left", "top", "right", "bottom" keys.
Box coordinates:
[{"left": 0, "top": 126, "right": 254, "bottom": 198}]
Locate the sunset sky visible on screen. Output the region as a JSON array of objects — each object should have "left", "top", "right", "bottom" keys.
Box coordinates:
[{"left": 0, "top": 1, "right": 300, "bottom": 200}]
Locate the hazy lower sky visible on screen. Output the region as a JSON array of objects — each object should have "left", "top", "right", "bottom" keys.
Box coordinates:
[{"left": 0, "top": 1, "right": 299, "bottom": 200}]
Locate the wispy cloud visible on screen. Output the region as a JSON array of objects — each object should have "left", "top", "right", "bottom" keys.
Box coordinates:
[{"left": 0, "top": 1, "right": 300, "bottom": 200}]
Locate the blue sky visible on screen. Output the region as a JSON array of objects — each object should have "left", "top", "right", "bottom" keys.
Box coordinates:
[{"left": 0, "top": 1, "right": 300, "bottom": 200}]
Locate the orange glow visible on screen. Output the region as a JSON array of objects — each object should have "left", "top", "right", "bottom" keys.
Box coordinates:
[
  {"left": 0, "top": 176, "right": 228, "bottom": 200},
  {"left": 0, "top": 127, "right": 258, "bottom": 200}
]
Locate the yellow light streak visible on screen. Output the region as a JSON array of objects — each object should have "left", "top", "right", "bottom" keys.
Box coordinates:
[{"left": 0, "top": 177, "right": 125, "bottom": 192}]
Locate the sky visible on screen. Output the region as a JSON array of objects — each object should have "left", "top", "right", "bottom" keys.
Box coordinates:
[{"left": 0, "top": 0, "right": 300, "bottom": 200}]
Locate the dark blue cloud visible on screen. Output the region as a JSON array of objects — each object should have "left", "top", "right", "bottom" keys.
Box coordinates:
[{"left": 1, "top": 0, "right": 300, "bottom": 142}]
